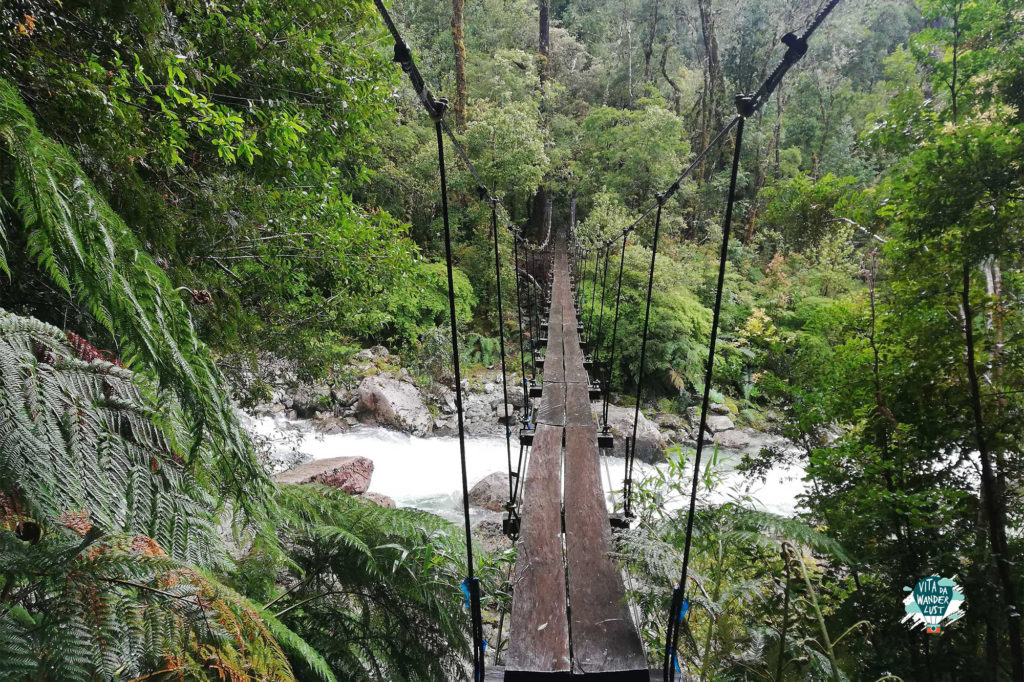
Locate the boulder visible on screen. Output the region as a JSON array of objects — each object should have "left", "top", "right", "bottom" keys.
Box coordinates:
[
  {"left": 357, "top": 373, "right": 432, "bottom": 436},
  {"left": 592, "top": 404, "right": 666, "bottom": 463},
  {"left": 655, "top": 413, "right": 683, "bottom": 430},
  {"left": 313, "top": 416, "right": 348, "bottom": 435},
  {"left": 472, "top": 514, "right": 512, "bottom": 554},
  {"left": 440, "top": 390, "right": 458, "bottom": 414},
  {"left": 361, "top": 492, "right": 397, "bottom": 508},
  {"left": 496, "top": 404, "right": 518, "bottom": 425},
  {"left": 710, "top": 402, "right": 731, "bottom": 415},
  {"left": 507, "top": 385, "right": 526, "bottom": 408},
  {"left": 290, "top": 383, "right": 333, "bottom": 418},
  {"left": 715, "top": 428, "right": 752, "bottom": 449},
  {"left": 274, "top": 456, "right": 374, "bottom": 495},
  {"left": 468, "top": 472, "right": 509, "bottom": 512},
  {"left": 433, "top": 417, "right": 456, "bottom": 437},
  {"left": 705, "top": 415, "right": 735, "bottom": 434}
]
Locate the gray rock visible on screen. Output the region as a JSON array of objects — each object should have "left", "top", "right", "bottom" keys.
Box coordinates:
[
  {"left": 508, "top": 385, "right": 526, "bottom": 408},
  {"left": 468, "top": 472, "right": 509, "bottom": 512},
  {"left": 357, "top": 373, "right": 433, "bottom": 437},
  {"left": 433, "top": 417, "right": 456, "bottom": 437},
  {"left": 710, "top": 402, "right": 731, "bottom": 415},
  {"left": 715, "top": 428, "right": 752, "bottom": 449},
  {"left": 496, "top": 404, "right": 517, "bottom": 425},
  {"left": 360, "top": 492, "right": 396, "bottom": 508},
  {"left": 592, "top": 403, "right": 666, "bottom": 463},
  {"left": 705, "top": 415, "right": 735, "bottom": 434},
  {"left": 472, "top": 513, "right": 512, "bottom": 554},
  {"left": 484, "top": 382, "right": 497, "bottom": 395},
  {"left": 313, "top": 416, "right": 348, "bottom": 435},
  {"left": 656, "top": 413, "right": 683, "bottom": 430},
  {"left": 275, "top": 456, "right": 373, "bottom": 495}
]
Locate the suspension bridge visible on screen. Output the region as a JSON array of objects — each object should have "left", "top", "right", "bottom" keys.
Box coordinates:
[
  {"left": 503, "top": 233, "right": 647, "bottom": 680},
  {"left": 371, "top": 1, "right": 844, "bottom": 679}
]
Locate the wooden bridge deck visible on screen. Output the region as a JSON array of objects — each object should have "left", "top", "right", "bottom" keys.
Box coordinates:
[{"left": 504, "top": 241, "right": 647, "bottom": 680}]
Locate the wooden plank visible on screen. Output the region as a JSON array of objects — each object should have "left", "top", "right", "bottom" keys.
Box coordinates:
[
  {"left": 564, "top": 383, "right": 594, "bottom": 428},
  {"left": 543, "top": 279, "right": 565, "bottom": 384},
  {"left": 535, "top": 383, "right": 566, "bottom": 427},
  {"left": 561, "top": 320, "right": 588, "bottom": 385},
  {"left": 563, "top": 423, "right": 647, "bottom": 678},
  {"left": 506, "top": 423, "right": 571, "bottom": 676}
]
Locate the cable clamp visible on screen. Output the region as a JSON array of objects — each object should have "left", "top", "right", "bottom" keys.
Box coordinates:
[
  {"left": 428, "top": 96, "right": 449, "bottom": 122},
  {"left": 392, "top": 41, "right": 413, "bottom": 69},
  {"left": 735, "top": 94, "right": 756, "bottom": 118},
  {"left": 781, "top": 32, "right": 808, "bottom": 65}
]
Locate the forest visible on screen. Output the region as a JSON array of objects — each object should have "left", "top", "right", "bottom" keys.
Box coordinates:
[{"left": 0, "top": 0, "right": 1022, "bottom": 680}]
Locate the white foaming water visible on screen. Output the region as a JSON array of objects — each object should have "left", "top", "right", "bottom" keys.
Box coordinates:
[{"left": 250, "top": 416, "right": 806, "bottom": 518}]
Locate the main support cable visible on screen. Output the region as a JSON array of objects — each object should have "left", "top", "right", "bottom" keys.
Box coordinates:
[
  {"left": 624, "top": 196, "right": 665, "bottom": 518},
  {"left": 374, "top": 1, "right": 486, "bottom": 674},
  {"left": 434, "top": 120, "right": 486, "bottom": 682},
  {"left": 601, "top": 233, "right": 628, "bottom": 431},
  {"left": 593, "top": 246, "right": 611, "bottom": 369},
  {"left": 661, "top": 114, "right": 745, "bottom": 682},
  {"left": 660, "top": 3, "right": 842, "bottom": 676},
  {"left": 490, "top": 201, "right": 518, "bottom": 519}
]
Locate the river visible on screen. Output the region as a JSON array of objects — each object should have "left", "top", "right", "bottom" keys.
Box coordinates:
[{"left": 249, "top": 416, "right": 807, "bottom": 520}]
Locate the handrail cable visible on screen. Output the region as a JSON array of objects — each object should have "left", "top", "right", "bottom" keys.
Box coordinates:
[
  {"left": 434, "top": 118, "right": 486, "bottom": 682},
  {"left": 623, "top": 195, "right": 665, "bottom": 518},
  {"left": 662, "top": 3, "right": 842, "bottom": 679},
  {"left": 489, "top": 200, "right": 518, "bottom": 520}
]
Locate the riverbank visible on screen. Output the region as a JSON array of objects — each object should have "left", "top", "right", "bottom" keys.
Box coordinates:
[{"left": 240, "top": 348, "right": 807, "bottom": 541}]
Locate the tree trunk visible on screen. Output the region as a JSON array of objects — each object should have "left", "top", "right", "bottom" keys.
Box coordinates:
[
  {"left": 962, "top": 262, "right": 1024, "bottom": 681},
  {"left": 642, "top": 0, "right": 661, "bottom": 84},
  {"left": 538, "top": 0, "right": 550, "bottom": 85},
  {"left": 696, "top": 0, "right": 725, "bottom": 181},
  {"left": 660, "top": 42, "right": 681, "bottom": 114},
  {"left": 531, "top": 0, "right": 552, "bottom": 244},
  {"left": 451, "top": 0, "right": 468, "bottom": 130}
]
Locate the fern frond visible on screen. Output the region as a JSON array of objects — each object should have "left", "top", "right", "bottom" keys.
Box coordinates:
[{"left": 0, "top": 77, "right": 272, "bottom": 521}]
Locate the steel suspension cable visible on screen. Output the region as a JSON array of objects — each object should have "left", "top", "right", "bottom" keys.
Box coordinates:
[
  {"left": 587, "top": 245, "right": 600, "bottom": 344},
  {"left": 601, "top": 233, "right": 628, "bottom": 432},
  {"left": 489, "top": 201, "right": 516, "bottom": 511},
  {"left": 662, "top": 113, "right": 745, "bottom": 682},
  {"left": 593, "top": 245, "right": 612, "bottom": 369},
  {"left": 624, "top": 196, "right": 665, "bottom": 518},
  {"left": 512, "top": 234, "right": 529, "bottom": 409},
  {"left": 509, "top": 233, "right": 531, "bottom": 510},
  {"left": 434, "top": 120, "right": 486, "bottom": 682},
  {"left": 659, "top": 3, "right": 842, "bottom": 676}
]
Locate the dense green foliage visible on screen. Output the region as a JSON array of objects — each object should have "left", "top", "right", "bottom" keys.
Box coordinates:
[{"left": 1, "top": 0, "right": 1023, "bottom": 679}]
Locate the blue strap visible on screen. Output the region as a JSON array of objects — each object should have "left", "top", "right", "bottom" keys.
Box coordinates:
[
  {"left": 461, "top": 578, "right": 471, "bottom": 609},
  {"left": 669, "top": 647, "right": 680, "bottom": 672},
  {"left": 678, "top": 598, "right": 690, "bottom": 622}
]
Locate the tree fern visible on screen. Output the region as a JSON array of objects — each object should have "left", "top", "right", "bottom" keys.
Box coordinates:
[
  {"left": 0, "top": 77, "right": 270, "bottom": 517},
  {"left": 253, "top": 484, "right": 473, "bottom": 682},
  {"left": 0, "top": 311, "right": 221, "bottom": 565}
]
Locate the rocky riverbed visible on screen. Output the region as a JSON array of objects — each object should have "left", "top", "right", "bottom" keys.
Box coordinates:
[{"left": 244, "top": 347, "right": 805, "bottom": 549}]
